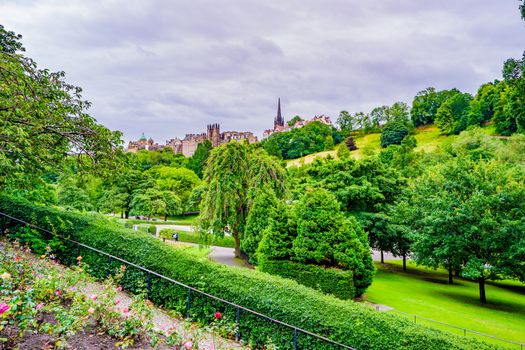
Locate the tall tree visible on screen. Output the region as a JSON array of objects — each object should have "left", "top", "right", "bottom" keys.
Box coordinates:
[
  {"left": 0, "top": 25, "right": 122, "bottom": 189},
  {"left": 410, "top": 158, "right": 525, "bottom": 303},
  {"left": 435, "top": 91, "right": 473, "bottom": 135},
  {"left": 200, "top": 142, "right": 286, "bottom": 257},
  {"left": 186, "top": 140, "right": 212, "bottom": 178},
  {"left": 242, "top": 186, "right": 278, "bottom": 264},
  {"left": 292, "top": 188, "right": 375, "bottom": 296}
]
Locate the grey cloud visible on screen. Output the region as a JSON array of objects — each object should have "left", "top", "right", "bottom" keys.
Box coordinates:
[{"left": 1, "top": 0, "right": 524, "bottom": 142}]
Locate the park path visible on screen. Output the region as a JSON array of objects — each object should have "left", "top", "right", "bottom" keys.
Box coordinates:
[{"left": 157, "top": 224, "right": 402, "bottom": 267}]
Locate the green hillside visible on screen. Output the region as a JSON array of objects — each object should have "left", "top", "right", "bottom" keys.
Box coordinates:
[{"left": 287, "top": 124, "right": 497, "bottom": 167}]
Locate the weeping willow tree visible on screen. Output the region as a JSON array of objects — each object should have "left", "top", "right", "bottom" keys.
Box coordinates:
[{"left": 200, "top": 141, "right": 286, "bottom": 257}]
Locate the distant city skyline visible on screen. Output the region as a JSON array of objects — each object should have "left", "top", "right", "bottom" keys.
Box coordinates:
[{"left": 1, "top": 1, "right": 524, "bottom": 142}]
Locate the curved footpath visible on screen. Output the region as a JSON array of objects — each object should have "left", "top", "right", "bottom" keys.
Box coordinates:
[{"left": 154, "top": 224, "right": 402, "bottom": 267}]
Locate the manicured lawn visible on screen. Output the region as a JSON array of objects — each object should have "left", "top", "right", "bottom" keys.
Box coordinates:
[{"left": 365, "top": 260, "right": 525, "bottom": 346}]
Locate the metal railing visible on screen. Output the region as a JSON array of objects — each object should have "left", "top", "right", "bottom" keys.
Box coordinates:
[{"left": 0, "top": 211, "right": 354, "bottom": 350}]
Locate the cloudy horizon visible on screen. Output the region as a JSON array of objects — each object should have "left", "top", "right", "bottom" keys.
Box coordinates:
[{"left": 1, "top": 1, "right": 524, "bottom": 142}]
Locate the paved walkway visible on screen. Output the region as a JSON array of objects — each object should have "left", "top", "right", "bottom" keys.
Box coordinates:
[{"left": 157, "top": 224, "right": 403, "bottom": 267}]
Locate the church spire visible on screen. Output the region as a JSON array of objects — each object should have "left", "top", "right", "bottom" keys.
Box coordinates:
[{"left": 274, "top": 98, "right": 284, "bottom": 128}]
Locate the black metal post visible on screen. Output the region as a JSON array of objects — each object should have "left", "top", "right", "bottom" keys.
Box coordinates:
[
  {"left": 147, "top": 272, "right": 151, "bottom": 300},
  {"left": 235, "top": 307, "right": 240, "bottom": 341},
  {"left": 186, "top": 288, "right": 191, "bottom": 318},
  {"left": 293, "top": 328, "right": 298, "bottom": 350}
]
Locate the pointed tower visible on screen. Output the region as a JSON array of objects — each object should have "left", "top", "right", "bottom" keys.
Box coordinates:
[{"left": 274, "top": 98, "right": 284, "bottom": 129}]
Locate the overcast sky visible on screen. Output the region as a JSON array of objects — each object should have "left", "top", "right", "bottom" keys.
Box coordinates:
[{"left": 2, "top": 1, "right": 524, "bottom": 142}]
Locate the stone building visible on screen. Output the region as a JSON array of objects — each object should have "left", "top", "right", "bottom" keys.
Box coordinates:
[
  {"left": 263, "top": 98, "right": 333, "bottom": 138},
  {"left": 127, "top": 133, "right": 164, "bottom": 152},
  {"left": 128, "top": 124, "right": 257, "bottom": 157}
]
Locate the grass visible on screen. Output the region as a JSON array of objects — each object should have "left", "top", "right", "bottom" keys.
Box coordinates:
[
  {"left": 163, "top": 240, "right": 212, "bottom": 258},
  {"left": 365, "top": 260, "right": 525, "bottom": 346},
  {"left": 285, "top": 124, "right": 503, "bottom": 167}
]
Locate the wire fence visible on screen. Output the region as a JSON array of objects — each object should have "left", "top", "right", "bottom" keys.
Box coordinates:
[
  {"left": 372, "top": 303, "right": 524, "bottom": 349},
  {"left": 0, "top": 211, "right": 355, "bottom": 350}
]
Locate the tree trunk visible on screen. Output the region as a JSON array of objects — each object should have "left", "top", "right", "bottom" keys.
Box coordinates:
[
  {"left": 380, "top": 250, "right": 384, "bottom": 264},
  {"left": 455, "top": 268, "right": 461, "bottom": 277},
  {"left": 402, "top": 255, "right": 407, "bottom": 271},
  {"left": 121, "top": 212, "right": 124, "bottom": 219},
  {"left": 448, "top": 266, "right": 453, "bottom": 284},
  {"left": 164, "top": 214, "right": 168, "bottom": 221},
  {"left": 125, "top": 210, "right": 129, "bottom": 219},
  {"left": 479, "top": 277, "right": 487, "bottom": 304},
  {"left": 233, "top": 231, "right": 241, "bottom": 258}
]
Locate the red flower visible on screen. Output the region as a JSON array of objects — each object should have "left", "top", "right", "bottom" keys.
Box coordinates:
[{"left": 214, "top": 312, "right": 222, "bottom": 320}]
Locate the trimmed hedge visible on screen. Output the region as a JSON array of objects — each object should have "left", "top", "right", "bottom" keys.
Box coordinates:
[
  {"left": 0, "top": 195, "right": 502, "bottom": 350},
  {"left": 258, "top": 259, "right": 355, "bottom": 300}
]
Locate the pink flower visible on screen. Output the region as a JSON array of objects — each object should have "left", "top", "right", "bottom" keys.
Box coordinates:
[
  {"left": 116, "top": 286, "right": 123, "bottom": 292},
  {"left": 0, "top": 303, "right": 9, "bottom": 314},
  {"left": 183, "top": 341, "right": 193, "bottom": 349},
  {"left": 115, "top": 299, "right": 120, "bottom": 305},
  {"left": 90, "top": 294, "right": 97, "bottom": 301},
  {"left": 54, "top": 290, "right": 61, "bottom": 296},
  {"left": 214, "top": 312, "right": 222, "bottom": 320},
  {"left": 120, "top": 265, "right": 126, "bottom": 272},
  {"left": 88, "top": 307, "right": 95, "bottom": 314},
  {"left": 35, "top": 303, "right": 44, "bottom": 310},
  {"left": 124, "top": 314, "right": 129, "bottom": 319},
  {"left": 122, "top": 306, "right": 129, "bottom": 313}
]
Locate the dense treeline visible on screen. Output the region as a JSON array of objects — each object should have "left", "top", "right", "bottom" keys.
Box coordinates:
[
  {"left": 261, "top": 121, "right": 343, "bottom": 159},
  {"left": 288, "top": 129, "right": 525, "bottom": 303}
]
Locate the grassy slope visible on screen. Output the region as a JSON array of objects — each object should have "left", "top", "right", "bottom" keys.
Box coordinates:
[
  {"left": 286, "top": 124, "right": 497, "bottom": 167},
  {"left": 365, "top": 261, "right": 525, "bottom": 345}
]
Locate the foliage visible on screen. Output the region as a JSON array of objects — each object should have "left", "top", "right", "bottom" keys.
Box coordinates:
[
  {"left": 149, "top": 166, "right": 202, "bottom": 205},
  {"left": 0, "top": 25, "right": 122, "bottom": 190},
  {"left": 186, "top": 140, "right": 212, "bottom": 178},
  {"left": 0, "top": 196, "right": 501, "bottom": 350},
  {"left": 292, "top": 189, "right": 374, "bottom": 296},
  {"left": 380, "top": 122, "right": 409, "bottom": 148},
  {"left": 435, "top": 91, "right": 473, "bottom": 135},
  {"left": 258, "top": 259, "right": 355, "bottom": 300},
  {"left": 200, "top": 142, "right": 286, "bottom": 257},
  {"left": 287, "top": 115, "right": 304, "bottom": 127},
  {"left": 409, "top": 157, "right": 525, "bottom": 303},
  {"left": 262, "top": 121, "right": 342, "bottom": 159},
  {"left": 410, "top": 88, "right": 455, "bottom": 126},
  {"left": 58, "top": 179, "right": 94, "bottom": 212},
  {"left": 242, "top": 187, "right": 278, "bottom": 264},
  {"left": 0, "top": 241, "right": 164, "bottom": 349},
  {"left": 336, "top": 142, "right": 351, "bottom": 159}
]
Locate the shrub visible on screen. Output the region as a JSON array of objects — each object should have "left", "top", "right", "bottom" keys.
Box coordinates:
[
  {"left": 0, "top": 195, "right": 501, "bottom": 350},
  {"left": 380, "top": 121, "right": 409, "bottom": 148},
  {"left": 147, "top": 224, "right": 157, "bottom": 235},
  {"left": 258, "top": 259, "right": 355, "bottom": 300}
]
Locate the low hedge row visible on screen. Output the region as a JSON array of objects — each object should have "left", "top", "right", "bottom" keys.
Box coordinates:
[
  {"left": 0, "top": 195, "right": 501, "bottom": 350},
  {"left": 258, "top": 259, "right": 355, "bottom": 300},
  {"left": 158, "top": 228, "right": 236, "bottom": 248}
]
